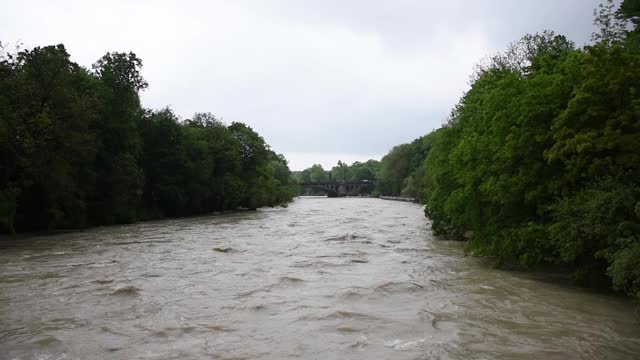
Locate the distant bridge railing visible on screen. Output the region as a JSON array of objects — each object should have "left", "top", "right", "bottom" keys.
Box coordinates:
[
  {"left": 299, "top": 181, "right": 375, "bottom": 197},
  {"left": 299, "top": 181, "right": 375, "bottom": 186}
]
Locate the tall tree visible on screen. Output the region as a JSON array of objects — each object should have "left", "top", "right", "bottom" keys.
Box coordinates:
[{"left": 90, "top": 52, "right": 146, "bottom": 224}]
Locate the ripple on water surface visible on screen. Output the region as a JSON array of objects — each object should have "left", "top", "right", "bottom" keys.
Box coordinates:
[{"left": 0, "top": 197, "right": 639, "bottom": 360}]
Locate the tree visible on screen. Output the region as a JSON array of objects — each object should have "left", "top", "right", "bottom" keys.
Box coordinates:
[
  {"left": 90, "top": 52, "right": 146, "bottom": 224},
  {"left": 619, "top": 0, "right": 640, "bottom": 31},
  {"left": 420, "top": 1, "right": 640, "bottom": 298},
  {"left": 1, "top": 44, "right": 101, "bottom": 230},
  {"left": 1, "top": 43, "right": 296, "bottom": 233},
  {"left": 138, "top": 108, "right": 187, "bottom": 217},
  {"left": 592, "top": 0, "right": 628, "bottom": 45},
  {"left": 309, "top": 164, "right": 329, "bottom": 183}
]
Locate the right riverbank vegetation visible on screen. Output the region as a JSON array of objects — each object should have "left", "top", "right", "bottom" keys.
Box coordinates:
[
  {"left": 422, "top": 1, "right": 640, "bottom": 301},
  {"left": 299, "top": 0, "right": 640, "bottom": 302},
  {"left": 0, "top": 46, "right": 297, "bottom": 235}
]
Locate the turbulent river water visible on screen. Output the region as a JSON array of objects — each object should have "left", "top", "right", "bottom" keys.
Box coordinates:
[{"left": 1, "top": 197, "right": 639, "bottom": 359}]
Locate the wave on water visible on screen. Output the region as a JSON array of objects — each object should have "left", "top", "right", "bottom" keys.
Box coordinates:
[
  {"left": 338, "top": 289, "right": 369, "bottom": 300},
  {"left": 278, "top": 276, "right": 305, "bottom": 284},
  {"left": 291, "top": 259, "right": 346, "bottom": 268},
  {"left": 237, "top": 276, "right": 306, "bottom": 297},
  {"left": 107, "top": 240, "right": 173, "bottom": 246},
  {"left": 248, "top": 304, "right": 267, "bottom": 311},
  {"left": 419, "top": 309, "right": 447, "bottom": 330},
  {"left": 110, "top": 285, "right": 140, "bottom": 296},
  {"left": 350, "top": 335, "right": 370, "bottom": 350},
  {"left": 149, "top": 323, "right": 241, "bottom": 340},
  {"left": 336, "top": 324, "right": 362, "bottom": 332},
  {"left": 0, "top": 276, "right": 26, "bottom": 284},
  {"left": 317, "top": 310, "right": 381, "bottom": 321},
  {"left": 385, "top": 338, "right": 426, "bottom": 351},
  {"left": 200, "top": 324, "right": 237, "bottom": 332},
  {"left": 373, "top": 281, "right": 426, "bottom": 294},
  {"left": 350, "top": 258, "right": 368, "bottom": 263},
  {"left": 34, "top": 335, "right": 63, "bottom": 347},
  {"left": 93, "top": 278, "right": 114, "bottom": 284},
  {"left": 20, "top": 252, "right": 67, "bottom": 261},
  {"left": 100, "top": 325, "right": 130, "bottom": 336},
  {"left": 323, "top": 233, "right": 363, "bottom": 242},
  {"left": 393, "top": 247, "right": 430, "bottom": 254}
]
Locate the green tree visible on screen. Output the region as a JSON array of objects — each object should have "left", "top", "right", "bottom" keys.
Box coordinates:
[
  {"left": 308, "top": 164, "right": 329, "bottom": 183},
  {"left": 420, "top": 1, "right": 640, "bottom": 298},
  {"left": 0, "top": 43, "right": 296, "bottom": 234},
  {"left": 90, "top": 52, "right": 147, "bottom": 224},
  {"left": 138, "top": 108, "right": 187, "bottom": 218}
]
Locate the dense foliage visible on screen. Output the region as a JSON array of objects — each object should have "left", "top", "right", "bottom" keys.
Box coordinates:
[
  {"left": 420, "top": 0, "right": 640, "bottom": 299},
  {"left": 376, "top": 133, "right": 438, "bottom": 198},
  {"left": 0, "top": 44, "right": 296, "bottom": 235}
]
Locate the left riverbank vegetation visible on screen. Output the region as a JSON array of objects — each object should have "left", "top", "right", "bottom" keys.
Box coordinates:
[
  {"left": 311, "top": 0, "right": 640, "bottom": 301},
  {"left": 0, "top": 44, "right": 297, "bottom": 235}
]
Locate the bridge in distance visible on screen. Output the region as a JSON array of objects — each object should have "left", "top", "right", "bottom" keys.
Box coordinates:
[{"left": 299, "top": 181, "right": 375, "bottom": 197}]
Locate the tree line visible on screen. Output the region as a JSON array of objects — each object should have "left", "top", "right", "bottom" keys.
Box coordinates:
[
  {"left": 292, "top": 160, "right": 380, "bottom": 195},
  {"left": 292, "top": 136, "right": 433, "bottom": 198},
  {"left": 375, "top": 0, "right": 640, "bottom": 300},
  {"left": 0, "top": 44, "right": 296, "bottom": 235}
]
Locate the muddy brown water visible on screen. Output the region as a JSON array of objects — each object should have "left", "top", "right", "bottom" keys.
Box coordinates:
[{"left": 1, "top": 197, "right": 639, "bottom": 359}]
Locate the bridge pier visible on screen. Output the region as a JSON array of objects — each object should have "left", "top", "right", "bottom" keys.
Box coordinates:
[{"left": 326, "top": 184, "right": 346, "bottom": 197}]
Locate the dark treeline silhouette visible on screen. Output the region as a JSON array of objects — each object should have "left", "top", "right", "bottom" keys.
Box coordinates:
[
  {"left": 0, "top": 44, "right": 296, "bottom": 235},
  {"left": 376, "top": 0, "right": 640, "bottom": 300}
]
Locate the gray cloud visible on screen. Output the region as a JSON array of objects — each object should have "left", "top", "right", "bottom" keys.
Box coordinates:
[{"left": 1, "top": 0, "right": 602, "bottom": 169}]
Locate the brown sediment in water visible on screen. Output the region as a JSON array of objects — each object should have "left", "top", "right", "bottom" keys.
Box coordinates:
[{"left": 0, "top": 198, "right": 638, "bottom": 359}]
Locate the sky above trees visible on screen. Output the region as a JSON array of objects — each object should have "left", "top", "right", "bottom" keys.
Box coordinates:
[{"left": 2, "top": 0, "right": 602, "bottom": 169}]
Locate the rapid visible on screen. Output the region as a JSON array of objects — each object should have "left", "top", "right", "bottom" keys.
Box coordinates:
[{"left": 1, "top": 197, "right": 639, "bottom": 359}]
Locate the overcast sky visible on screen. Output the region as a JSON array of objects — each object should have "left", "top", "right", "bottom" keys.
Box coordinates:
[{"left": 2, "top": 0, "right": 602, "bottom": 170}]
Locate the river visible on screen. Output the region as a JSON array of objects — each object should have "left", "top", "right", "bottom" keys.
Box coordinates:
[{"left": 1, "top": 197, "right": 639, "bottom": 359}]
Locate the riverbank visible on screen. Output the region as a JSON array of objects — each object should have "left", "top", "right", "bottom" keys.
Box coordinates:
[
  {"left": 379, "top": 196, "right": 418, "bottom": 203},
  {"left": 0, "top": 208, "right": 262, "bottom": 241}
]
